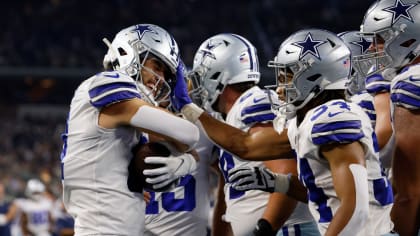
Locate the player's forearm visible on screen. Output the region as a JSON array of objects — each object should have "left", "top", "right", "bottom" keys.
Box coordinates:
[
  {"left": 262, "top": 193, "right": 298, "bottom": 230},
  {"left": 212, "top": 176, "right": 233, "bottom": 236},
  {"left": 198, "top": 113, "right": 292, "bottom": 160},
  {"left": 286, "top": 175, "right": 308, "bottom": 203}
]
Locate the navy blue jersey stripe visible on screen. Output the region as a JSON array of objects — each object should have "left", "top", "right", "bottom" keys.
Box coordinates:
[
  {"left": 358, "top": 100, "right": 375, "bottom": 110},
  {"left": 312, "top": 132, "right": 364, "bottom": 145},
  {"left": 89, "top": 82, "right": 137, "bottom": 99},
  {"left": 90, "top": 91, "right": 141, "bottom": 108},
  {"left": 391, "top": 93, "right": 420, "bottom": 108},
  {"left": 366, "top": 73, "right": 385, "bottom": 83},
  {"left": 393, "top": 80, "right": 420, "bottom": 96},
  {"left": 242, "top": 113, "right": 276, "bottom": 125},
  {"left": 373, "top": 177, "right": 394, "bottom": 206},
  {"left": 312, "top": 120, "right": 361, "bottom": 134},
  {"left": 299, "top": 158, "right": 333, "bottom": 223},
  {"left": 241, "top": 103, "right": 271, "bottom": 116}
]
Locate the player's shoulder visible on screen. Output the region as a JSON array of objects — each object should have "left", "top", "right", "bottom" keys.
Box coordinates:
[
  {"left": 236, "top": 86, "right": 278, "bottom": 125},
  {"left": 393, "top": 64, "right": 420, "bottom": 83},
  {"left": 89, "top": 71, "right": 136, "bottom": 88},
  {"left": 365, "top": 73, "right": 390, "bottom": 95},
  {"left": 238, "top": 86, "right": 279, "bottom": 106},
  {"left": 88, "top": 71, "right": 141, "bottom": 108},
  {"left": 305, "top": 100, "right": 365, "bottom": 145}
]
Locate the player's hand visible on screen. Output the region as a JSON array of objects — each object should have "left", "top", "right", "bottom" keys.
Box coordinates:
[
  {"left": 228, "top": 167, "right": 276, "bottom": 193},
  {"left": 253, "top": 218, "right": 276, "bottom": 236},
  {"left": 170, "top": 60, "right": 193, "bottom": 112},
  {"left": 143, "top": 152, "right": 197, "bottom": 190}
]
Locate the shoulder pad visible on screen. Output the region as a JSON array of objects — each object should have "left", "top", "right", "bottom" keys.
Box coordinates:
[{"left": 88, "top": 71, "right": 141, "bottom": 108}]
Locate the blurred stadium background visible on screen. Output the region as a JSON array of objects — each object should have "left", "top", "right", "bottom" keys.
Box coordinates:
[{"left": 0, "top": 0, "right": 373, "bottom": 204}]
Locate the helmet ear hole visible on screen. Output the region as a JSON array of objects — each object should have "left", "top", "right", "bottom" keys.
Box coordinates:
[
  {"left": 307, "top": 74, "right": 322, "bottom": 82},
  {"left": 209, "top": 72, "right": 221, "bottom": 80},
  {"left": 400, "top": 38, "right": 416, "bottom": 48},
  {"left": 118, "top": 47, "right": 127, "bottom": 56}
]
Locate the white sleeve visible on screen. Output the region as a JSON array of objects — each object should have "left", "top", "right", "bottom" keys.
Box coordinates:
[{"left": 130, "top": 106, "right": 199, "bottom": 150}]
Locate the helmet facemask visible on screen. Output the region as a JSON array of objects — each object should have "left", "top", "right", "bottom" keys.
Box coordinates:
[
  {"left": 268, "top": 58, "right": 315, "bottom": 117},
  {"left": 105, "top": 38, "right": 174, "bottom": 106},
  {"left": 353, "top": 31, "right": 393, "bottom": 77}
]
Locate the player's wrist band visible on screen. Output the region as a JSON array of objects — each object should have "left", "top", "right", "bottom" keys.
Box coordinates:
[
  {"left": 273, "top": 173, "right": 291, "bottom": 194},
  {"left": 181, "top": 103, "right": 204, "bottom": 123}
]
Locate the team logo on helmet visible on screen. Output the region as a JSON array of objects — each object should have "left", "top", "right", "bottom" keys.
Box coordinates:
[
  {"left": 132, "top": 24, "right": 158, "bottom": 39},
  {"left": 351, "top": 36, "right": 372, "bottom": 54},
  {"left": 292, "top": 33, "right": 326, "bottom": 60},
  {"left": 383, "top": 0, "right": 417, "bottom": 24}
]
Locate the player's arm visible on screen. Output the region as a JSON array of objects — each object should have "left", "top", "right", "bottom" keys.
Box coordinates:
[
  {"left": 211, "top": 162, "right": 233, "bottom": 236},
  {"left": 322, "top": 142, "right": 369, "bottom": 236},
  {"left": 260, "top": 158, "right": 298, "bottom": 234},
  {"left": 365, "top": 73, "right": 392, "bottom": 149},
  {"left": 0, "top": 202, "right": 17, "bottom": 226},
  {"left": 20, "top": 212, "right": 31, "bottom": 236},
  {"left": 197, "top": 112, "right": 293, "bottom": 161},
  {"left": 373, "top": 92, "right": 392, "bottom": 149},
  {"left": 99, "top": 98, "right": 198, "bottom": 152}
]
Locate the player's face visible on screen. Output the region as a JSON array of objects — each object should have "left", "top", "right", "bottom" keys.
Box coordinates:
[
  {"left": 276, "top": 69, "right": 293, "bottom": 102},
  {"left": 140, "top": 58, "right": 171, "bottom": 97}
]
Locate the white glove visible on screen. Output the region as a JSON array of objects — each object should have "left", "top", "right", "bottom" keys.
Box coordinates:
[
  {"left": 0, "top": 214, "right": 7, "bottom": 226},
  {"left": 143, "top": 153, "right": 197, "bottom": 190},
  {"left": 228, "top": 167, "right": 290, "bottom": 193}
]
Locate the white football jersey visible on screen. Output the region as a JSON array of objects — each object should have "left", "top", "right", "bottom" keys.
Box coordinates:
[
  {"left": 349, "top": 91, "right": 376, "bottom": 128},
  {"left": 391, "top": 64, "right": 420, "bottom": 110},
  {"left": 16, "top": 197, "right": 53, "bottom": 236},
  {"left": 144, "top": 127, "right": 216, "bottom": 236},
  {"left": 61, "top": 71, "right": 145, "bottom": 236},
  {"left": 287, "top": 99, "right": 393, "bottom": 235},
  {"left": 221, "top": 86, "right": 313, "bottom": 236}
]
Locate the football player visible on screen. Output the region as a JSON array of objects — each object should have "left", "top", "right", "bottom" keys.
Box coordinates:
[
  {"left": 0, "top": 182, "right": 18, "bottom": 236},
  {"left": 60, "top": 24, "right": 199, "bottom": 235},
  {"left": 17, "top": 179, "right": 53, "bottom": 236},
  {"left": 227, "top": 29, "right": 394, "bottom": 235},
  {"left": 338, "top": 31, "right": 393, "bottom": 173},
  {"left": 143, "top": 127, "right": 217, "bottom": 236},
  {"left": 356, "top": 0, "right": 420, "bottom": 234},
  {"left": 179, "top": 33, "right": 318, "bottom": 236}
]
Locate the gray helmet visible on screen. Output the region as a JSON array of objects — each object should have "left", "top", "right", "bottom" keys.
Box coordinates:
[
  {"left": 103, "top": 24, "right": 180, "bottom": 104},
  {"left": 354, "top": 0, "right": 420, "bottom": 76},
  {"left": 268, "top": 29, "right": 351, "bottom": 114},
  {"left": 338, "top": 31, "right": 372, "bottom": 95},
  {"left": 188, "top": 33, "right": 260, "bottom": 110}
]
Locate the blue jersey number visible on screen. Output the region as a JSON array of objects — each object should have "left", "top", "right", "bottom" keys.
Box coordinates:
[
  {"left": 311, "top": 101, "right": 351, "bottom": 121},
  {"left": 146, "top": 174, "right": 196, "bottom": 214},
  {"left": 219, "top": 151, "right": 245, "bottom": 199}
]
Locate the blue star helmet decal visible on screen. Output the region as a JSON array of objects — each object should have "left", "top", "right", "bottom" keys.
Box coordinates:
[
  {"left": 132, "top": 24, "right": 158, "bottom": 39},
  {"left": 383, "top": 0, "right": 417, "bottom": 24},
  {"left": 351, "top": 36, "right": 372, "bottom": 54},
  {"left": 197, "top": 39, "right": 224, "bottom": 64},
  {"left": 292, "top": 33, "right": 326, "bottom": 60}
]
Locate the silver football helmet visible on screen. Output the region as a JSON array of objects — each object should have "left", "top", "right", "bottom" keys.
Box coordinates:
[
  {"left": 338, "top": 31, "right": 372, "bottom": 95},
  {"left": 25, "top": 179, "right": 45, "bottom": 201},
  {"left": 354, "top": 0, "right": 420, "bottom": 77},
  {"left": 103, "top": 24, "right": 180, "bottom": 105},
  {"left": 188, "top": 33, "right": 260, "bottom": 111},
  {"left": 268, "top": 29, "right": 351, "bottom": 115}
]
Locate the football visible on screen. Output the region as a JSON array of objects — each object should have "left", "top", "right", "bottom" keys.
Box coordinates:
[{"left": 128, "top": 141, "right": 178, "bottom": 192}]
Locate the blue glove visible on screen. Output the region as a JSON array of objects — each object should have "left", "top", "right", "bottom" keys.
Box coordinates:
[{"left": 170, "top": 60, "right": 192, "bottom": 112}]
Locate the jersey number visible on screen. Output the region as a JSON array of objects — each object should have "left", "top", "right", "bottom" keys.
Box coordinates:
[
  {"left": 146, "top": 174, "right": 196, "bottom": 214},
  {"left": 219, "top": 151, "right": 245, "bottom": 199}
]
